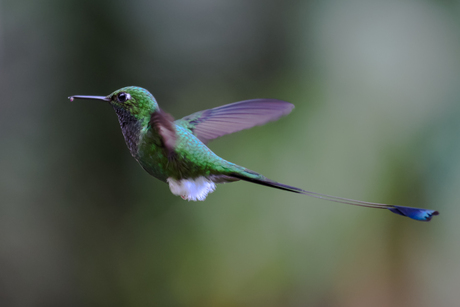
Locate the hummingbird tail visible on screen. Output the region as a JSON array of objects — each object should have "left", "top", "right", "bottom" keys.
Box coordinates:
[{"left": 230, "top": 172, "right": 439, "bottom": 222}]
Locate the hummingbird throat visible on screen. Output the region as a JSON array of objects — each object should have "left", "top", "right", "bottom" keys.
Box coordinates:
[
  {"left": 167, "top": 177, "right": 216, "bottom": 201},
  {"left": 113, "top": 106, "right": 143, "bottom": 156}
]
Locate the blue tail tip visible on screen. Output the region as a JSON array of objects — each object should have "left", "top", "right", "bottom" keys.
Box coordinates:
[{"left": 389, "top": 206, "right": 439, "bottom": 222}]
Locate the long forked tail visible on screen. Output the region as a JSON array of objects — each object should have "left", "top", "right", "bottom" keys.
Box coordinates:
[{"left": 230, "top": 172, "right": 439, "bottom": 222}]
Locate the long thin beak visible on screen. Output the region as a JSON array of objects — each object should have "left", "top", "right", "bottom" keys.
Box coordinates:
[{"left": 68, "top": 95, "right": 110, "bottom": 102}]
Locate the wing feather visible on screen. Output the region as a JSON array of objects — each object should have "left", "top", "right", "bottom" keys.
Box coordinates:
[
  {"left": 149, "top": 109, "right": 177, "bottom": 154},
  {"left": 176, "top": 99, "right": 294, "bottom": 144}
]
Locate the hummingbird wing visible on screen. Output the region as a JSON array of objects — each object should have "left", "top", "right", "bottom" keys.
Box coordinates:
[
  {"left": 176, "top": 99, "right": 294, "bottom": 144},
  {"left": 149, "top": 109, "right": 177, "bottom": 154}
]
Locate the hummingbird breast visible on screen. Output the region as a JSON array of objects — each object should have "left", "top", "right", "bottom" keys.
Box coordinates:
[{"left": 136, "top": 125, "right": 243, "bottom": 182}]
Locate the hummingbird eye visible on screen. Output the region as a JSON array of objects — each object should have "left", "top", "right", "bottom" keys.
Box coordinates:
[{"left": 117, "top": 92, "right": 131, "bottom": 103}]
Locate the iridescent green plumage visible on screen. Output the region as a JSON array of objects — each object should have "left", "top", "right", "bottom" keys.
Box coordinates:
[
  {"left": 138, "top": 123, "right": 245, "bottom": 181},
  {"left": 69, "top": 86, "right": 439, "bottom": 221}
]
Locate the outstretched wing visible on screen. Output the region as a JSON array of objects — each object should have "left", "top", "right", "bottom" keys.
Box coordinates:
[{"left": 175, "top": 99, "right": 294, "bottom": 144}]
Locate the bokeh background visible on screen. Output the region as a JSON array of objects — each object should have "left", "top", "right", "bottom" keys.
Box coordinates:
[{"left": 1, "top": 0, "right": 459, "bottom": 306}]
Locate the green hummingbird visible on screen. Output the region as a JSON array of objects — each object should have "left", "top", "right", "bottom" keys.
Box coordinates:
[{"left": 69, "top": 86, "right": 439, "bottom": 221}]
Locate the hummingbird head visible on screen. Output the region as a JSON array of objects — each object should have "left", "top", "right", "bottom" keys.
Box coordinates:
[
  {"left": 69, "top": 86, "right": 161, "bottom": 155},
  {"left": 69, "top": 86, "right": 159, "bottom": 121},
  {"left": 108, "top": 86, "right": 159, "bottom": 119}
]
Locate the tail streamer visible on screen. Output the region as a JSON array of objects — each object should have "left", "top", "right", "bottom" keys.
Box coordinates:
[{"left": 231, "top": 173, "right": 439, "bottom": 222}]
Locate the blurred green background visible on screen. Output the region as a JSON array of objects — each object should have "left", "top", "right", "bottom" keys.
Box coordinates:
[{"left": 0, "top": 0, "right": 459, "bottom": 306}]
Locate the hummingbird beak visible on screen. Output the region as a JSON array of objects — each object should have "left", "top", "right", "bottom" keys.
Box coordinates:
[{"left": 68, "top": 95, "right": 110, "bottom": 102}]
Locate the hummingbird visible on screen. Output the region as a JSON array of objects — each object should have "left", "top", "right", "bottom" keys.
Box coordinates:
[{"left": 69, "top": 86, "right": 439, "bottom": 221}]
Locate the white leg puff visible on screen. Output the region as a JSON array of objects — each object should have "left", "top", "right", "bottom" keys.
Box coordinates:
[{"left": 167, "top": 177, "right": 216, "bottom": 201}]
